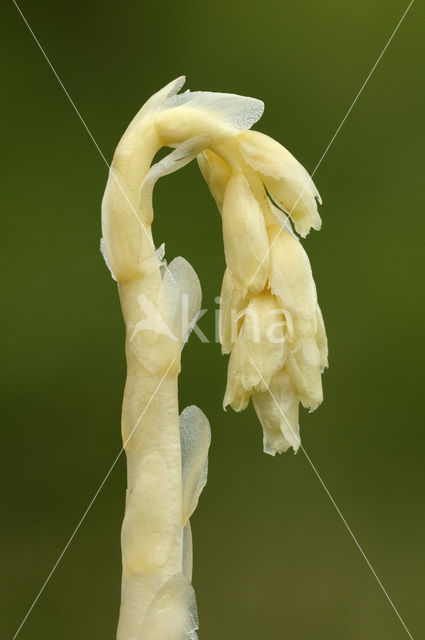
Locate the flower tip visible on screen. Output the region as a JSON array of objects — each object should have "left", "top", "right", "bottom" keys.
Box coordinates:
[
  {"left": 167, "top": 75, "right": 186, "bottom": 95},
  {"left": 293, "top": 211, "right": 322, "bottom": 237},
  {"left": 307, "top": 400, "right": 321, "bottom": 413},
  {"left": 313, "top": 215, "right": 322, "bottom": 231},
  {"left": 295, "top": 225, "right": 310, "bottom": 239},
  {"left": 257, "top": 99, "right": 265, "bottom": 118},
  {"left": 224, "top": 388, "right": 250, "bottom": 412},
  {"left": 263, "top": 442, "right": 277, "bottom": 456}
]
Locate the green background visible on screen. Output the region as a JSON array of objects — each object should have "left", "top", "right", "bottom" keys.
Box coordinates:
[{"left": 2, "top": 1, "right": 424, "bottom": 638}]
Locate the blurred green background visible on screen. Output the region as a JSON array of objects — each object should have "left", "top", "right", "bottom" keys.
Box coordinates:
[{"left": 1, "top": 0, "right": 424, "bottom": 638}]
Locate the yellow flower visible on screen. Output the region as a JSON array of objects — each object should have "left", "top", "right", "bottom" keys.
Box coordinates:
[{"left": 195, "top": 102, "right": 328, "bottom": 454}]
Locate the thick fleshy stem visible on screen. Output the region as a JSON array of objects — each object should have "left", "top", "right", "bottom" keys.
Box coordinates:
[{"left": 102, "top": 85, "right": 211, "bottom": 639}]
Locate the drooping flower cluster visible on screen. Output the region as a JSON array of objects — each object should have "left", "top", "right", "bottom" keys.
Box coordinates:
[{"left": 198, "top": 126, "right": 328, "bottom": 455}]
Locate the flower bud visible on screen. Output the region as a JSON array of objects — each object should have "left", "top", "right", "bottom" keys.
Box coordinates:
[
  {"left": 252, "top": 369, "right": 300, "bottom": 455},
  {"left": 238, "top": 130, "right": 321, "bottom": 237},
  {"left": 222, "top": 174, "right": 269, "bottom": 293},
  {"left": 268, "top": 225, "right": 317, "bottom": 320},
  {"left": 224, "top": 292, "right": 286, "bottom": 410}
]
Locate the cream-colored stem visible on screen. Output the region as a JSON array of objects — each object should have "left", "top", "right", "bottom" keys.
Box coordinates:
[{"left": 116, "top": 275, "right": 184, "bottom": 640}]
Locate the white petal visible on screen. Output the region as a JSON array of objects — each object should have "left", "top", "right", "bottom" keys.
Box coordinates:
[
  {"left": 164, "top": 90, "right": 264, "bottom": 130},
  {"left": 238, "top": 130, "right": 321, "bottom": 237},
  {"left": 222, "top": 173, "right": 269, "bottom": 293},
  {"left": 156, "top": 91, "right": 264, "bottom": 145},
  {"left": 180, "top": 405, "right": 211, "bottom": 524},
  {"left": 266, "top": 175, "right": 322, "bottom": 237},
  {"left": 252, "top": 369, "right": 300, "bottom": 455},
  {"left": 238, "top": 130, "right": 319, "bottom": 195},
  {"left": 268, "top": 225, "right": 317, "bottom": 320}
]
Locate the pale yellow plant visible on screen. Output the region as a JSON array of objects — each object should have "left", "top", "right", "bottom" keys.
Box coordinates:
[{"left": 101, "top": 77, "right": 327, "bottom": 640}]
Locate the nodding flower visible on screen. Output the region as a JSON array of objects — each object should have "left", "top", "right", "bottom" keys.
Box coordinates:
[
  {"left": 195, "top": 85, "right": 327, "bottom": 456},
  {"left": 103, "top": 76, "right": 327, "bottom": 457}
]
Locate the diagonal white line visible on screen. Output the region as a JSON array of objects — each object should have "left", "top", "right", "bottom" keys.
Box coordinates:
[
  {"left": 249, "top": 356, "right": 414, "bottom": 640},
  {"left": 11, "top": 0, "right": 176, "bottom": 281},
  {"left": 11, "top": 357, "right": 176, "bottom": 640},
  {"left": 249, "top": 0, "right": 415, "bottom": 288}
]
